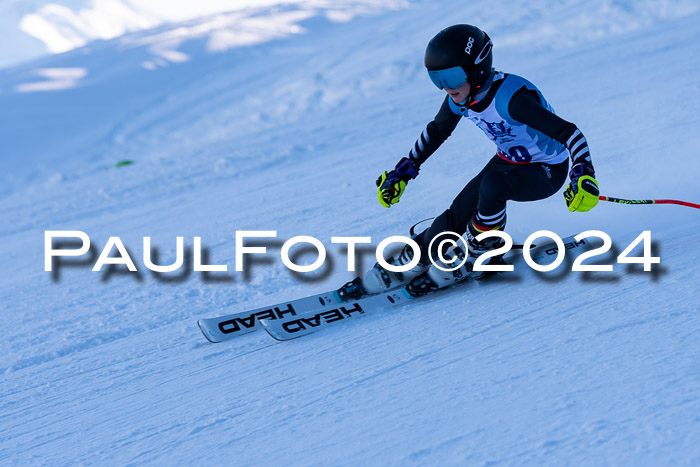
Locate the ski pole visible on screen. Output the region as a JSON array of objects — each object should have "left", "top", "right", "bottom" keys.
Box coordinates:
[{"left": 599, "top": 195, "right": 700, "bottom": 210}]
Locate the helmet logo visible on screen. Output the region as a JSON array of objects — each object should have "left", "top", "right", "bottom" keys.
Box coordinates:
[
  {"left": 474, "top": 40, "right": 492, "bottom": 65},
  {"left": 464, "top": 36, "right": 475, "bottom": 54}
]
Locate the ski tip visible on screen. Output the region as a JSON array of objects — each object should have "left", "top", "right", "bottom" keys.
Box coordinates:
[{"left": 197, "top": 320, "right": 221, "bottom": 343}]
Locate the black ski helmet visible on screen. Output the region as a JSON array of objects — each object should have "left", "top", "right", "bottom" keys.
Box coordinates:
[{"left": 424, "top": 24, "right": 493, "bottom": 88}]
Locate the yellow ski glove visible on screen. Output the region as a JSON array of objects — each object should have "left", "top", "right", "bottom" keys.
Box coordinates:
[
  {"left": 564, "top": 163, "right": 599, "bottom": 212},
  {"left": 377, "top": 157, "right": 419, "bottom": 208}
]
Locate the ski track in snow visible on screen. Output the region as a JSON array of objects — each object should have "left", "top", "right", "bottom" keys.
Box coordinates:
[{"left": 1, "top": 0, "right": 700, "bottom": 464}]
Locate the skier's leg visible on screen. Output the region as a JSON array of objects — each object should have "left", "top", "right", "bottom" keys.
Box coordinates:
[
  {"left": 404, "top": 156, "right": 508, "bottom": 296},
  {"left": 420, "top": 155, "right": 505, "bottom": 257},
  {"left": 468, "top": 160, "right": 568, "bottom": 246},
  {"left": 336, "top": 230, "right": 431, "bottom": 301},
  {"left": 407, "top": 159, "right": 568, "bottom": 297}
]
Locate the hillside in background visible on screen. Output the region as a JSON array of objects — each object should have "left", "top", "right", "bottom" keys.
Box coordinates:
[
  {"left": 1, "top": 0, "right": 699, "bottom": 464},
  {"left": 0, "top": 0, "right": 399, "bottom": 68}
]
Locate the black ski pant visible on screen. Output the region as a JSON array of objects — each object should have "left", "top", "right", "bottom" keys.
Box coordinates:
[{"left": 420, "top": 154, "right": 569, "bottom": 256}]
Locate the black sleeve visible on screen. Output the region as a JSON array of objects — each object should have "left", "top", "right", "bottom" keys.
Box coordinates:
[
  {"left": 508, "top": 86, "right": 593, "bottom": 167},
  {"left": 408, "top": 95, "right": 462, "bottom": 168}
]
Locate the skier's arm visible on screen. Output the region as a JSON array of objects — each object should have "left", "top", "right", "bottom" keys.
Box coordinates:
[
  {"left": 508, "top": 87, "right": 599, "bottom": 212},
  {"left": 508, "top": 87, "right": 592, "bottom": 168},
  {"left": 377, "top": 96, "right": 461, "bottom": 207},
  {"left": 408, "top": 95, "right": 462, "bottom": 167}
]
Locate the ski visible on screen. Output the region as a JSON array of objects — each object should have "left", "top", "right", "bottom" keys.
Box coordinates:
[
  {"left": 260, "top": 288, "right": 409, "bottom": 341},
  {"left": 198, "top": 244, "right": 526, "bottom": 343},
  {"left": 260, "top": 234, "right": 595, "bottom": 341},
  {"left": 197, "top": 243, "right": 529, "bottom": 342},
  {"left": 197, "top": 290, "right": 340, "bottom": 342}
]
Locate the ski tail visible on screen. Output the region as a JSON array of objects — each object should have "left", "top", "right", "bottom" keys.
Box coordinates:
[{"left": 197, "top": 291, "right": 339, "bottom": 342}]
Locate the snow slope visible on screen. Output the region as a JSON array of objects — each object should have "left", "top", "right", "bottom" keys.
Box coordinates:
[
  {"left": 1, "top": 0, "right": 699, "bottom": 464},
  {"left": 0, "top": 0, "right": 396, "bottom": 68}
]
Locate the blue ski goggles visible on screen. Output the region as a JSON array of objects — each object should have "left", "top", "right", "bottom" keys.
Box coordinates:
[{"left": 427, "top": 66, "right": 469, "bottom": 90}]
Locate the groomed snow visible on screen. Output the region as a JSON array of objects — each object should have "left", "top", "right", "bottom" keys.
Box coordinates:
[{"left": 1, "top": 0, "right": 699, "bottom": 464}]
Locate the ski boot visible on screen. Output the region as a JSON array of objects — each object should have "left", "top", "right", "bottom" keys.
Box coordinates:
[
  {"left": 403, "top": 231, "right": 506, "bottom": 298},
  {"left": 336, "top": 232, "right": 430, "bottom": 302}
]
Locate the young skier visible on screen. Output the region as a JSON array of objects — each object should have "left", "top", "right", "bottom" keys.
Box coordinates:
[{"left": 337, "top": 24, "right": 600, "bottom": 300}]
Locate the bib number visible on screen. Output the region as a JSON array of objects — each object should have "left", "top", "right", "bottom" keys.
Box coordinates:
[{"left": 507, "top": 145, "right": 532, "bottom": 163}]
